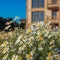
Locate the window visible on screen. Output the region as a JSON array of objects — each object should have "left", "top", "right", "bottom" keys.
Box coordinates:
[
  {"left": 32, "top": 11, "right": 44, "bottom": 22},
  {"left": 32, "top": 0, "right": 44, "bottom": 8},
  {"left": 52, "top": 11, "right": 57, "bottom": 19},
  {"left": 52, "top": 0, "right": 56, "bottom": 4}
]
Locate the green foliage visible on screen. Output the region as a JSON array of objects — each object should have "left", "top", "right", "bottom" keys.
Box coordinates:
[{"left": 0, "top": 22, "right": 60, "bottom": 60}]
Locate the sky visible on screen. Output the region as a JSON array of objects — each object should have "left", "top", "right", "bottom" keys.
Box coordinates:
[{"left": 0, "top": 0, "right": 26, "bottom": 18}]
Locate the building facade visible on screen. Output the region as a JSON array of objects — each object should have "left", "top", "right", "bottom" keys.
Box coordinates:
[{"left": 26, "top": 0, "right": 60, "bottom": 28}]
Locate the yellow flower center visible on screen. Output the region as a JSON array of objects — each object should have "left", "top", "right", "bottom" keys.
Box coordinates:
[
  {"left": 27, "top": 54, "right": 31, "bottom": 59},
  {"left": 38, "top": 44, "right": 41, "bottom": 47},
  {"left": 54, "top": 54, "right": 59, "bottom": 58},
  {"left": 39, "top": 36, "right": 43, "bottom": 40},
  {"left": 27, "top": 29, "right": 31, "bottom": 33},
  {"left": 46, "top": 57, "right": 52, "bottom": 60},
  {"left": 48, "top": 52, "right": 52, "bottom": 56}
]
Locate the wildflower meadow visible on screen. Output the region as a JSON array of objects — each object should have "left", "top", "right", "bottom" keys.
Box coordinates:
[{"left": 0, "top": 22, "right": 60, "bottom": 60}]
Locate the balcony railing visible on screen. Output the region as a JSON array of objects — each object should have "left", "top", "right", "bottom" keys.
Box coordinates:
[
  {"left": 52, "top": 16, "right": 58, "bottom": 20},
  {"left": 47, "top": 17, "right": 60, "bottom": 23},
  {"left": 47, "top": 0, "right": 59, "bottom": 9},
  {"left": 48, "top": 0, "right": 58, "bottom": 5},
  {"left": 48, "top": 17, "right": 59, "bottom": 20}
]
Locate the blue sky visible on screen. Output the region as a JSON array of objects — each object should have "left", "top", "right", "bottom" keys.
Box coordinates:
[{"left": 0, "top": 0, "right": 26, "bottom": 18}]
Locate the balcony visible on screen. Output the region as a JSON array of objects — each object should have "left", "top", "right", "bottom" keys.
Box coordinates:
[
  {"left": 47, "top": 0, "right": 59, "bottom": 10},
  {"left": 48, "top": 17, "right": 60, "bottom": 24}
]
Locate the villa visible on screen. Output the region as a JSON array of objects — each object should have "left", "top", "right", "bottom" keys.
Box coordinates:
[{"left": 26, "top": 0, "right": 60, "bottom": 28}]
